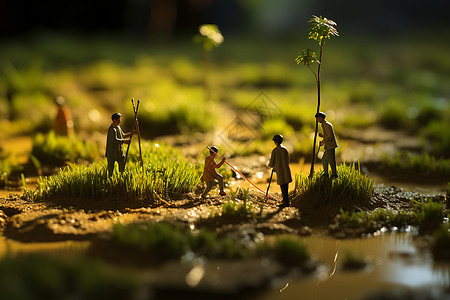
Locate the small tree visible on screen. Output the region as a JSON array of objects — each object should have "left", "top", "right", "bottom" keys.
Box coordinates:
[
  {"left": 295, "top": 15, "right": 339, "bottom": 177},
  {"left": 194, "top": 24, "right": 224, "bottom": 101}
]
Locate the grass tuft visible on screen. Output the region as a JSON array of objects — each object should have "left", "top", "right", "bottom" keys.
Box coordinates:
[
  {"left": 413, "top": 198, "right": 445, "bottom": 234},
  {"left": 333, "top": 198, "right": 446, "bottom": 236},
  {"left": 105, "top": 222, "right": 315, "bottom": 269},
  {"left": 381, "top": 151, "right": 450, "bottom": 178},
  {"left": 334, "top": 207, "right": 411, "bottom": 234},
  {"left": 257, "top": 237, "right": 310, "bottom": 267},
  {"left": 218, "top": 187, "right": 254, "bottom": 219},
  {"left": 24, "top": 142, "right": 200, "bottom": 204},
  {"left": 431, "top": 226, "right": 450, "bottom": 261},
  {"left": 31, "top": 131, "right": 101, "bottom": 167},
  {"left": 341, "top": 250, "right": 368, "bottom": 270},
  {"left": 272, "top": 237, "right": 310, "bottom": 265},
  {"left": 293, "top": 163, "right": 374, "bottom": 206},
  {"left": 107, "top": 222, "right": 249, "bottom": 261}
]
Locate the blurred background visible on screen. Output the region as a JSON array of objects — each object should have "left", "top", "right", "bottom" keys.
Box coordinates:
[
  {"left": 1, "top": 0, "right": 450, "bottom": 38},
  {"left": 0, "top": 0, "right": 449, "bottom": 183},
  {"left": 0, "top": 3, "right": 449, "bottom": 298}
]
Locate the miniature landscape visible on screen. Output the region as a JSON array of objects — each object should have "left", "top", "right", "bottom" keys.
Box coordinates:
[{"left": 0, "top": 17, "right": 449, "bottom": 300}]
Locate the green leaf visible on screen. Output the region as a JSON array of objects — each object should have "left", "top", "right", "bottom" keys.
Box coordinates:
[
  {"left": 308, "top": 15, "right": 339, "bottom": 45},
  {"left": 194, "top": 24, "right": 224, "bottom": 51},
  {"left": 295, "top": 48, "right": 319, "bottom": 66}
]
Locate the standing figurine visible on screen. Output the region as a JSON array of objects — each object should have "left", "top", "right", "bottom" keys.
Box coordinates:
[
  {"left": 315, "top": 112, "right": 338, "bottom": 179},
  {"left": 268, "top": 134, "right": 292, "bottom": 208},
  {"left": 105, "top": 113, "right": 131, "bottom": 176},
  {"left": 54, "top": 96, "right": 74, "bottom": 136},
  {"left": 201, "top": 146, "right": 226, "bottom": 199}
]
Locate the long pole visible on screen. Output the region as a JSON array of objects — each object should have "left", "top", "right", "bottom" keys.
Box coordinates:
[
  {"left": 309, "top": 40, "right": 324, "bottom": 178},
  {"left": 132, "top": 99, "right": 143, "bottom": 167},
  {"left": 124, "top": 98, "right": 140, "bottom": 168},
  {"left": 266, "top": 169, "right": 274, "bottom": 201},
  {"left": 207, "top": 146, "right": 273, "bottom": 199}
]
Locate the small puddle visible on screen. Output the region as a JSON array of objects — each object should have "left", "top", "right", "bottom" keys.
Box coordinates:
[
  {"left": 257, "top": 231, "right": 450, "bottom": 300},
  {"left": 0, "top": 157, "right": 448, "bottom": 299}
]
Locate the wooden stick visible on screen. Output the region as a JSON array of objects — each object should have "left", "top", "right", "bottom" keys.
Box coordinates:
[
  {"left": 207, "top": 146, "right": 274, "bottom": 199},
  {"left": 124, "top": 98, "right": 140, "bottom": 168}
]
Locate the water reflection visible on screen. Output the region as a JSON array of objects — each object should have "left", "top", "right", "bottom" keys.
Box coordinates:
[{"left": 258, "top": 232, "right": 450, "bottom": 300}]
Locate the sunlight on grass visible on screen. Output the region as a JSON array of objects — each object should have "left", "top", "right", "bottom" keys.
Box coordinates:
[
  {"left": 24, "top": 142, "right": 200, "bottom": 203},
  {"left": 31, "top": 131, "right": 101, "bottom": 167},
  {"left": 293, "top": 163, "right": 374, "bottom": 205}
]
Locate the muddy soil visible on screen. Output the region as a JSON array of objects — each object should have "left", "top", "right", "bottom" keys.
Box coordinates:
[
  {"left": 0, "top": 127, "right": 448, "bottom": 299},
  {"left": 0, "top": 125, "right": 447, "bottom": 244},
  {"left": 0, "top": 185, "right": 447, "bottom": 299},
  {"left": 1, "top": 182, "right": 444, "bottom": 244}
]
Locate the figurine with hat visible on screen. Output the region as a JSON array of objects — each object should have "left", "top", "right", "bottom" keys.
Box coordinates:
[
  {"left": 105, "top": 112, "right": 132, "bottom": 176},
  {"left": 200, "top": 146, "right": 227, "bottom": 199},
  {"left": 315, "top": 112, "right": 338, "bottom": 179},
  {"left": 268, "top": 134, "right": 292, "bottom": 208}
]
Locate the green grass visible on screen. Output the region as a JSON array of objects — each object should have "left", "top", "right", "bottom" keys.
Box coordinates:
[
  {"left": 105, "top": 221, "right": 314, "bottom": 268},
  {"left": 413, "top": 198, "right": 445, "bottom": 234},
  {"left": 334, "top": 198, "right": 446, "bottom": 235},
  {"left": 341, "top": 250, "right": 368, "bottom": 270},
  {"left": 0, "top": 254, "right": 140, "bottom": 300},
  {"left": 1, "top": 33, "right": 449, "bottom": 158},
  {"left": 24, "top": 142, "right": 201, "bottom": 203},
  {"left": 108, "top": 222, "right": 250, "bottom": 261},
  {"left": 0, "top": 154, "right": 23, "bottom": 186},
  {"left": 218, "top": 187, "right": 254, "bottom": 218},
  {"left": 431, "top": 226, "right": 450, "bottom": 261},
  {"left": 123, "top": 83, "right": 221, "bottom": 137},
  {"left": 111, "top": 222, "right": 190, "bottom": 259},
  {"left": 381, "top": 151, "right": 450, "bottom": 178},
  {"left": 422, "top": 120, "right": 450, "bottom": 157},
  {"left": 271, "top": 237, "right": 310, "bottom": 265},
  {"left": 370, "top": 207, "right": 411, "bottom": 228},
  {"left": 31, "top": 131, "right": 101, "bottom": 167},
  {"left": 336, "top": 208, "right": 411, "bottom": 232},
  {"left": 257, "top": 237, "right": 310, "bottom": 267},
  {"left": 0, "top": 157, "right": 12, "bottom": 186},
  {"left": 293, "top": 163, "right": 374, "bottom": 205}
]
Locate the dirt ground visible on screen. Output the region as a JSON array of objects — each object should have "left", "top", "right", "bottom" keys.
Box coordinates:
[
  {"left": 0, "top": 128, "right": 448, "bottom": 300},
  {"left": 0, "top": 124, "right": 448, "bottom": 243}
]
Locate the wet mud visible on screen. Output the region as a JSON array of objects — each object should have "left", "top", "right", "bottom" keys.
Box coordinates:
[{"left": 0, "top": 129, "right": 448, "bottom": 299}]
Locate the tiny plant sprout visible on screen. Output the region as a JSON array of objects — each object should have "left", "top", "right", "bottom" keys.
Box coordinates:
[
  {"left": 194, "top": 24, "right": 223, "bottom": 101},
  {"left": 295, "top": 15, "right": 339, "bottom": 177},
  {"left": 194, "top": 24, "right": 224, "bottom": 51}
]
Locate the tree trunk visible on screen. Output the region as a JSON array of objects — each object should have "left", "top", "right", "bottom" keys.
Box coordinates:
[
  {"left": 203, "top": 49, "right": 211, "bottom": 101},
  {"left": 309, "top": 42, "right": 324, "bottom": 178},
  {"left": 309, "top": 79, "right": 321, "bottom": 178}
]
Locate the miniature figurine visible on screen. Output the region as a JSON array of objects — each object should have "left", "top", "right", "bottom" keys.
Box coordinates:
[
  {"left": 54, "top": 96, "right": 74, "bottom": 136},
  {"left": 315, "top": 112, "right": 338, "bottom": 179},
  {"left": 105, "top": 113, "right": 131, "bottom": 176},
  {"left": 201, "top": 146, "right": 226, "bottom": 199},
  {"left": 268, "top": 134, "right": 292, "bottom": 208}
]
